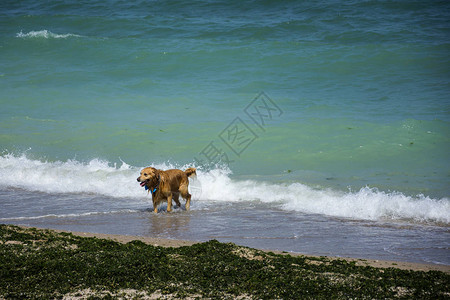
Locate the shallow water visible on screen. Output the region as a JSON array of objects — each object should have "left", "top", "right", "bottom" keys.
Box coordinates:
[{"left": 2, "top": 186, "right": 449, "bottom": 265}]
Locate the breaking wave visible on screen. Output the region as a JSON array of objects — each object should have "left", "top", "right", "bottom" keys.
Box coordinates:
[{"left": 0, "top": 153, "right": 448, "bottom": 224}]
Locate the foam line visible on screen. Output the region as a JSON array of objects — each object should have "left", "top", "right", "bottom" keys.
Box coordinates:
[{"left": 0, "top": 153, "right": 448, "bottom": 224}]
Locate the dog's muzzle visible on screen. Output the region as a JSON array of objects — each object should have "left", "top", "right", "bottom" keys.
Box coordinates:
[{"left": 137, "top": 177, "right": 149, "bottom": 187}]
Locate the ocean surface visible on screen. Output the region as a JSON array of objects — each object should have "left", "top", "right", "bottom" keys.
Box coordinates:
[{"left": 1, "top": 0, "right": 449, "bottom": 265}]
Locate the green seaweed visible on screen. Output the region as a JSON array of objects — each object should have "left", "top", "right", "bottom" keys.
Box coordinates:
[{"left": 0, "top": 224, "right": 448, "bottom": 299}]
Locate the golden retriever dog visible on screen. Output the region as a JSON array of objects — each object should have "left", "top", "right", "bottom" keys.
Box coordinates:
[{"left": 137, "top": 167, "right": 197, "bottom": 213}]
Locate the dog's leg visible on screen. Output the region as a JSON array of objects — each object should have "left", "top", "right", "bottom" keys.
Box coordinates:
[
  {"left": 152, "top": 198, "right": 158, "bottom": 213},
  {"left": 167, "top": 193, "right": 173, "bottom": 212},
  {"left": 180, "top": 184, "right": 191, "bottom": 211},
  {"left": 185, "top": 193, "right": 191, "bottom": 211},
  {"left": 173, "top": 193, "right": 181, "bottom": 207}
]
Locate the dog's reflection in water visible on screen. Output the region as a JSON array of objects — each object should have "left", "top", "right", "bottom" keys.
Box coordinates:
[{"left": 147, "top": 211, "right": 192, "bottom": 237}]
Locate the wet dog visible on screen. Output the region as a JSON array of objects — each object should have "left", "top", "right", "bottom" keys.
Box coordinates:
[{"left": 137, "top": 167, "right": 197, "bottom": 212}]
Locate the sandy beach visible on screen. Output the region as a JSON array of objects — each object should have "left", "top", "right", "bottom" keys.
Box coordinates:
[{"left": 50, "top": 227, "right": 450, "bottom": 274}]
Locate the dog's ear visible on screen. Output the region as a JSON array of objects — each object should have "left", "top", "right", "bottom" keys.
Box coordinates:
[
  {"left": 155, "top": 169, "right": 164, "bottom": 184},
  {"left": 144, "top": 167, "right": 156, "bottom": 177}
]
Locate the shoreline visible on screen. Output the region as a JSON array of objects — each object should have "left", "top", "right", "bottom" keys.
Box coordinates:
[{"left": 43, "top": 226, "right": 449, "bottom": 274}]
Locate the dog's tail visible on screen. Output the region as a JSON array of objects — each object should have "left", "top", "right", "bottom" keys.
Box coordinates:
[{"left": 184, "top": 167, "right": 197, "bottom": 178}]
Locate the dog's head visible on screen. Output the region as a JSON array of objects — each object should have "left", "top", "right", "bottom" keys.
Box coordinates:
[{"left": 137, "top": 167, "right": 158, "bottom": 187}]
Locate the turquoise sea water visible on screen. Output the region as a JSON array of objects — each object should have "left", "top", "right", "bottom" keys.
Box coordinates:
[{"left": 1, "top": 1, "right": 449, "bottom": 264}]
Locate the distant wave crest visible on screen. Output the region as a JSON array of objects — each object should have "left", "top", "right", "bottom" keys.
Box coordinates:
[{"left": 16, "top": 30, "right": 81, "bottom": 39}]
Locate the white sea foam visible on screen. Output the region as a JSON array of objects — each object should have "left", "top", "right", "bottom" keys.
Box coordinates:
[
  {"left": 197, "top": 168, "right": 450, "bottom": 224},
  {"left": 0, "top": 209, "right": 139, "bottom": 221},
  {"left": 0, "top": 153, "right": 141, "bottom": 198},
  {"left": 16, "top": 30, "right": 81, "bottom": 39},
  {"left": 0, "top": 153, "right": 448, "bottom": 224}
]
